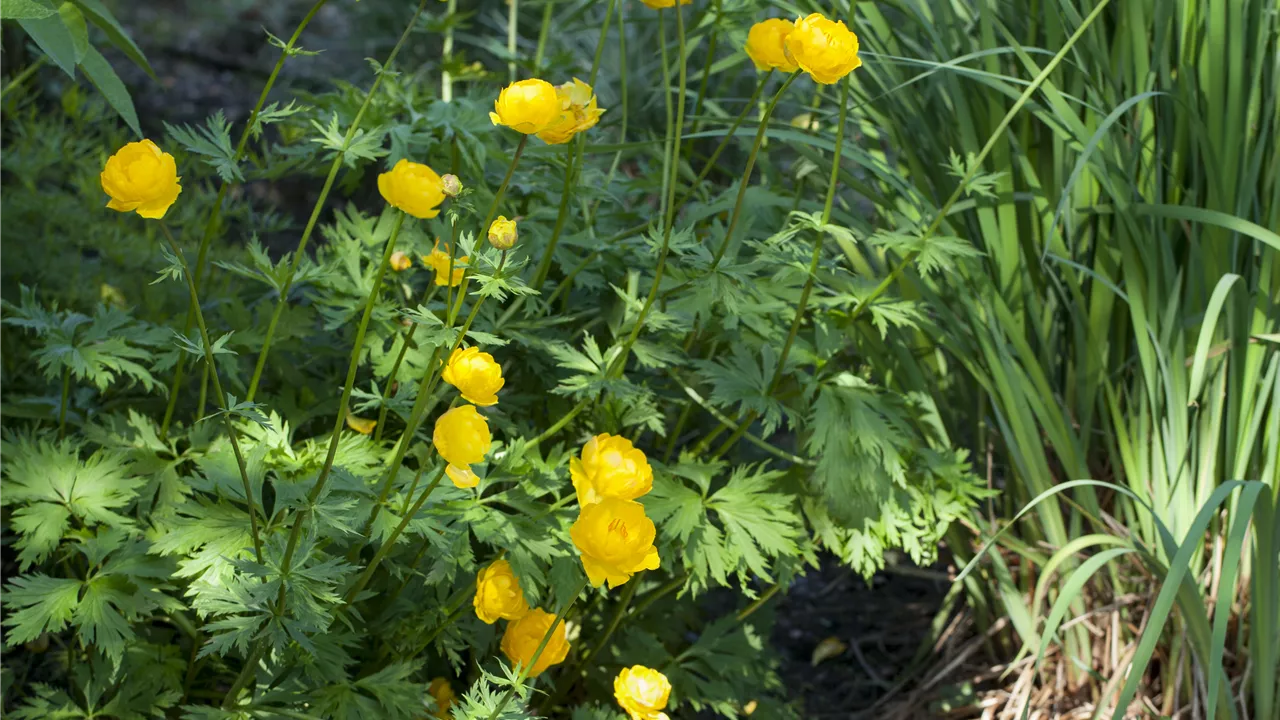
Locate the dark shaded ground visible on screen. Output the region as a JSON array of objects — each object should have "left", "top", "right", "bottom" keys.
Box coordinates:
[{"left": 93, "top": 3, "right": 956, "bottom": 716}]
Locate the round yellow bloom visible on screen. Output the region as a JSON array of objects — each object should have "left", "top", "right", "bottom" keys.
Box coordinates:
[
  {"left": 536, "top": 78, "right": 606, "bottom": 145},
  {"left": 745, "top": 19, "right": 799, "bottom": 73},
  {"left": 570, "top": 433, "right": 653, "bottom": 507},
  {"left": 426, "top": 677, "right": 456, "bottom": 719},
  {"left": 487, "top": 216, "right": 518, "bottom": 250},
  {"left": 571, "top": 498, "right": 660, "bottom": 588},
  {"left": 639, "top": 0, "right": 690, "bottom": 8},
  {"left": 100, "top": 139, "right": 182, "bottom": 219},
  {"left": 473, "top": 559, "right": 530, "bottom": 624},
  {"left": 785, "top": 13, "right": 862, "bottom": 84},
  {"left": 390, "top": 251, "right": 413, "bottom": 272},
  {"left": 377, "top": 159, "right": 447, "bottom": 219},
  {"left": 489, "top": 78, "right": 560, "bottom": 134},
  {"left": 614, "top": 665, "right": 672, "bottom": 720},
  {"left": 442, "top": 347, "right": 504, "bottom": 406},
  {"left": 500, "top": 608, "right": 571, "bottom": 677},
  {"left": 421, "top": 241, "right": 467, "bottom": 287},
  {"left": 432, "top": 404, "right": 491, "bottom": 488}
]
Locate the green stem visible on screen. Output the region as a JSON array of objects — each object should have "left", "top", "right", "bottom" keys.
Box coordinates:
[
  {"left": 245, "top": 0, "right": 429, "bottom": 403},
  {"left": 674, "top": 71, "right": 769, "bottom": 213},
  {"left": 710, "top": 78, "right": 849, "bottom": 460},
  {"left": 442, "top": 0, "right": 457, "bottom": 101},
  {"left": 707, "top": 71, "right": 796, "bottom": 270},
  {"left": 486, "top": 577, "right": 591, "bottom": 720},
  {"left": 0, "top": 55, "right": 47, "bottom": 101},
  {"left": 507, "top": 0, "right": 518, "bottom": 84},
  {"left": 57, "top": 367, "right": 70, "bottom": 440},
  {"left": 343, "top": 464, "right": 448, "bottom": 605},
  {"left": 274, "top": 210, "right": 407, "bottom": 598},
  {"left": 373, "top": 283, "right": 439, "bottom": 443},
  {"left": 530, "top": 143, "right": 578, "bottom": 289},
  {"left": 158, "top": 223, "right": 263, "bottom": 564},
  {"left": 543, "top": 574, "right": 640, "bottom": 714},
  {"left": 608, "top": 3, "right": 688, "bottom": 379},
  {"left": 531, "top": 397, "right": 589, "bottom": 445},
  {"left": 159, "top": 0, "right": 331, "bottom": 440},
  {"left": 220, "top": 641, "right": 267, "bottom": 709},
  {"left": 533, "top": 0, "right": 554, "bottom": 71},
  {"left": 684, "top": 0, "right": 721, "bottom": 156}
]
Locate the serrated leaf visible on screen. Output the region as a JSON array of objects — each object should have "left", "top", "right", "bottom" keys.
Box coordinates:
[{"left": 1, "top": 574, "right": 82, "bottom": 645}]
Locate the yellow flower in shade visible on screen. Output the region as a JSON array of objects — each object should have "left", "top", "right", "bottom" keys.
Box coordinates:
[
  {"left": 100, "top": 140, "right": 182, "bottom": 219},
  {"left": 570, "top": 498, "right": 660, "bottom": 588},
  {"left": 784, "top": 13, "right": 862, "bottom": 84},
  {"left": 570, "top": 434, "right": 653, "bottom": 507},
  {"left": 345, "top": 414, "right": 377, "bottom": 435},
  {"left": 377, "top": 159, "right": 447, "bottom": 218},
  {"left": 421, "top": 241, "right": 467, "bottom": 287},
  {"left": 614, "top": 666, "right": 672, "bottom": 720},
  {"left": 489, "top": 78, "right": 560, "bottom": 134},
  {"left": 501, "top": 608, "right": 571, "bottom": 677},
  {"left": 487, "top": 216, "right": 518, "bottom": 250},
  {"left": 426, "top": 677, "right": 456, "bottom": 719},
  {"left": 432, "top": 404, "right": 491, "bottom": 488},
  {"left": 536, "top": 78, "right": 606, "bottom": 145},
  {"left": 639, "top": 0, "right": 690, "bottom": 8},
  {"left": 473, "top": 559, "right": 530, "bottom": 624},
  {"left": 745, "top": 19, "right": 799, "bottom": 73},
  {"left": 390, "top": 251, "right": 413, "bottom": 272},
  {"left": 442, "top": 347, "right": 504, "bottom": 406}
]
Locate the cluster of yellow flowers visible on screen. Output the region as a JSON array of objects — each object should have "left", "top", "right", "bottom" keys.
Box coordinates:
[
  {"left": 490, "top": 77, "right": 605, "bottom": 144},
  {"left": 433, "top": 347, "right": 504, "bottom": 488},
  {"left": 745, "top": 12, "right": 862, "bottom": 84}
]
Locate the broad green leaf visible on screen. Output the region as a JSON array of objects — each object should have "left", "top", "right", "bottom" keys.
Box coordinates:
[
  {"left": 57, "top": 1, "right": 88, "bottom": 63},
  {"left": 80, "top": 45, "right": 142, "bottom": 138},
  {"left": 18, "top": 9, "right": 82, "bottom": 77},
  {"left": 71, "top": 0, "right": 155, "bottom": 78},
  {"left": 1, "top": 0, "right": 57, "bottom": 19}
]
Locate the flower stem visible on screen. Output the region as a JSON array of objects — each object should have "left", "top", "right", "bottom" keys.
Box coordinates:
[
  {"left": 708, "top": 78, "right": 849, "bottom": 461},
  {"left": 159, "top": 0, "right": 331, "bottom": 440},
  {"left": 373, "top": 283, "right": 439, "bottom": 443},
  {"left": 486, "top": 577, "right": 591, "bottom": 720},
  {"left": 158, "top": 222, "right": 264, "bottom": 565},
  {"left": 506, "top": 0, "right": 518, "bottom": 84},
  {"left": 533, "top": 0, "right": 554, "bottom": 72},
  {"left": 442, "top": 0, "right": 457, "bottom": 101},
  {"left": 0, "top": 55, "right": 47, "bottom": 101},
  {"left": 683, "top": 0, "right": 721, "bottom": 157},
  {"left": 530, "top": 143, "right": 578, "bottom": 289},
  {"left": 608, "top": 3, "right": 687, "bottom": 379},
  {"left": 57, "top": 367, "right": 70, "bottom": 440},
  {"left": 342, "top": 464, "right": 448, "bottom": 605},
  {"left": 542, "top": 573, "right": 640, "bottom": 714},
  {"left": 245, "top": 0, "right": 428, "bottom": 403}
]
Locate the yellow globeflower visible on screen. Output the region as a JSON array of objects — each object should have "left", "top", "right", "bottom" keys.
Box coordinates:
[
  {"left": 570, "top": 433, "right": 653, "bottom": 507},
  {"left": 489, "top": 78, "right": 560, "bottom": 134},
  {"left": 100, "top": 139, "right": 182, "bottom": 219},
  {"left": 500, "top": 608, "right": 571, "bottom": 677},
  {"left": 536, "top": 78, "right": 606, "bottom": 145},
  {"left": 426, "top": 677, "right": 456, "bottom": 719},
  {"left": 473, "top": 559, "right": 530, "bottom": 624},
  {"left": 784, "top": 13, "right": 862, "bottom": 84},
  {"left": 389, "top": 250, "right": 413, "bottom": 272},
  {"left": 421, "top": 241, "right": 467, "bottom": 287},
  {"left": 570, "top": 498, "right": 660, "bottom": 588},
  {"left": 639, "top": 0, "right": 690, "bottom": 8},
  {"left": 442, "top": 347, "right": 505, "bottom": 406},
  {"left": 745, "top": 18, "right": 799, "bottom": 73},
  {"left": 432, "top": 404, "right": 491, "bottom": 488},
  {"left": 377, "top": 159, "right": 447, "bottom": 219},
  {"left": 614, "top": 665, "right": 672, "bottom": 720},
  {"left": 487, "top": 216, "right": 518, "bottom": 250}
]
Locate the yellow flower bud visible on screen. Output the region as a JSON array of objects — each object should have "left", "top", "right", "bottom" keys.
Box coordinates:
[
  {"left": 745, "top": 18, "right": 799, "bottom": 73},
  {"left": 389, "top": 250, "right": 413, "bottom": 272},
  {"left": 489, "top": 78, "right": 560, "bottom": 134},
  {"left": 570, "top": 433, "right": 653, "bottom": 507},
  {"left": 473, "top": 559, "right": 529, "bottom": 624},
  {"left": 100, "top": 139, "right": 182, "bottom": 219},
  {"left": 426, "top": 677, "right": 456, "bottom": 719},
  {"left": 421, "top": 241, "right": 467, "bottom": 287},
  {"left": 614, "top": 665, "right": 672, "bottom": 720},
  {"left": 639, "top": 0, "right": 690, "bottom": 8},
  {"left": 570, "top": 498, "right": 660, "bottom": 589},
  {"left": 378, "top": 159, "right": 447, "bottom": 219},
  {"left": 536, "top": 78, "right": 606, "bottom": 145},
  {"left": 345, "top": 414, "right": 377, "bottom": 435},
  {"left": 487, "top": 216, "right": 518, "bottom": 250},
  {"left": 785, "top": 13, "right": 862, "bottom": 84},
  {"left": 500, "top": 608, "right": 571, "bottom": 677},
  {"left": 441, "top": 173, "right": 463, "bottom": 197},
  {"left": 442, "top": 347, "right": 505, "bottom": 406},
  {"left": 432, "top": 404, "right": 491, "bottom": 488}
]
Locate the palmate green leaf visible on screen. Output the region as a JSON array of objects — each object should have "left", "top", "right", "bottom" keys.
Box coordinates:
[
  {"left": 215, "top": 239, "right": 324, "bottom": 295},
  {"left": 310, "top": 112, "right": 387, "bottom": 168},
  {"left": 1, "top": 574, "right": 82, "bottom": 646},
  {"left": 152, "top": 499, "right": 256, "bottom": 582},
  {"left": 0, "top": 433, "right": 143, "bottom": 568},
  {"left": 249, "top": 100, "right": 308, "bottom": 138},
  {"left": 867, "top": 231, "right": 984, "bottom": 277},
  {"left": 309, "top": 661, "right": 421, "bottom": 720},
  {"left": 165, "top": 111, "right": 242, "bottom": 182},
  {"left": 694, "top": 344, "right": 793, "bottom": 435},
  {"left": 74, "top": 577, "right": 133, "bottom": 662}
]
